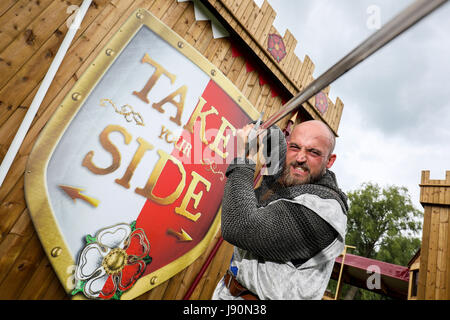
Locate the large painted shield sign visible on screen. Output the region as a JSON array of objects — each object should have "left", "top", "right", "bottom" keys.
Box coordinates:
[{"left": 24, "top": 9, "right": 259, "bottom": 300}]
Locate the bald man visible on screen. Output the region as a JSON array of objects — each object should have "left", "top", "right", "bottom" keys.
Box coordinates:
[{"left": 212, "top": 120, "right": 348, "bottom": 300}]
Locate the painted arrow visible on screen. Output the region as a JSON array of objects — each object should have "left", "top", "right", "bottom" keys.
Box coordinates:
[
  {"left": 59, "top": 185, "right": 100, "bottom": 208},
  {"left": 167, "top": 228, "right": 192, "bottom": 242}
]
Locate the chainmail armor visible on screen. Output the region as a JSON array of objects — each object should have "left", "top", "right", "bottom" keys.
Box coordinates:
[{"left": 221, "top": 126, "right": 348, "bottom": 264}]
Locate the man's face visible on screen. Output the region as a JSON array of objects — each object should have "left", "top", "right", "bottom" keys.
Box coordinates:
[{"left": 281, "top": 123, "right": 336, "bottom": 186}]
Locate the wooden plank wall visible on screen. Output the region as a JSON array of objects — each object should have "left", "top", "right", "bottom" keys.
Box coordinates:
[
  {"left": 205, "top": 0, "right": 345, "bottom": 136},
  {"left": 417, "top": 171, "right": 450, "bottom": 300},
  {"left": 0, "top": 0, "right": 346, "bottom": 299}
]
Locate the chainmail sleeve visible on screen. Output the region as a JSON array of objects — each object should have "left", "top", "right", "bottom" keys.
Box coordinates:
[{"left": 221, "top": 164, "right": 338, "bottom": 263}]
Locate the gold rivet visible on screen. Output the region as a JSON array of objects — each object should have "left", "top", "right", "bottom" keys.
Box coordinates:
[
  {"left": 150, "top": 276, "right": 158, "bottom": 285},
  {"left": 136, "top": 12, "right": 143, "bottom": 19},
  {"left": 211, "top": 69, "right": 216, "bottom": 76},
  {"left": 51, "top": 247, "right": 62, "bottom": 257},
  {"left": 177, "top": 41, "right": 184, "bottom": 48},
  {"left": 105, "top": 48, "right": 114, "bottom": 56},
  {"left": 72, "top": 92, "right": 82, "bottom": 101},
  {"left": 237, "top": 96, "right": 242, "bottom": 102}
]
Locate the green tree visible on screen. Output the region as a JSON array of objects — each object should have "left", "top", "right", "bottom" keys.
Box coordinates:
[
  {"left": 336, "top": 182, "right": 423, "bottom": 300},
  {"left": 346, "top": 182, "right": 422, "bottom": 259},
  {"left": 376, "top": 235, "right": 422, "bottom": 266}
]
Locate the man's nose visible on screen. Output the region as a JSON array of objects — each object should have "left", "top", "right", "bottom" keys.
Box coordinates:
[{"left": 295, "top": 149, "right": 307, "bottom": 162}]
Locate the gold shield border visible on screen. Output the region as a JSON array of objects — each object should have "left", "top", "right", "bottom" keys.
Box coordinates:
[{"left": 24, "top": 8, "right": 259, "bottom": 299}]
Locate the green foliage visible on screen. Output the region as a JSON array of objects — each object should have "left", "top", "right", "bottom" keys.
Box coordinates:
[
  {"left": 346, "top": 182, "right": 422, "bottom": 258},
  {"left": 330, "top": 182, "right": 423, "bottom": 300},
  {"left": 376, "top": 236, "right": 422, "bottom": 266}
]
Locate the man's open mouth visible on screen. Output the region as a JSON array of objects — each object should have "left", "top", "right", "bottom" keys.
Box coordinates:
[{"left": 291, "top": 163, "right": 309, "bottom": 176}]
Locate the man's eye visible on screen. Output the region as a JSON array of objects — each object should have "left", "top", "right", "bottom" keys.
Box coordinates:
[{"left": 307, "top": 149, "right": 321, "bottom": 156}]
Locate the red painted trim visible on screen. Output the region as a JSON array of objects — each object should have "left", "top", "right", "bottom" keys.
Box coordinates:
[{"left": 335, "top": 253, "right": 409, "bottom": 282}]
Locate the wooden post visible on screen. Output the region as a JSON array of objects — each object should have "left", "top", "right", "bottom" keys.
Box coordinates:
[
  {"left": 333, "top": 245, "right": 356, "bottom": 300},
  {"left": 417, "top": 171, "right": 450, "bottom": 299}
]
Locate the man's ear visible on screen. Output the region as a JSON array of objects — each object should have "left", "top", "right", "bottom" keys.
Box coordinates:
[{"left": 326, "top": 154, "right": 336, "bottom": 169}]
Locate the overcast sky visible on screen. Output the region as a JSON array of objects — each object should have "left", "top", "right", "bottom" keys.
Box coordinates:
[{"left": 257, "top": 0, "right": 450, "bottom": 211}]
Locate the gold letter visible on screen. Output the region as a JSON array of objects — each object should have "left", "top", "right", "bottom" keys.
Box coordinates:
[
  {"left": 82, "top": 125, "right": 132, "bottom": 175},
  {"left": 115, "top": 137, "right": 154, "bottom": 189},
  {"left": 175, "top": 138, "right": 192, "bottom": 157},
  {"left": 133, "top": 53, "right": 176, "bottom": 103},
  {"left": 183, "top": 96, "right": 218, "bottom": 144},
  {"left": 175, "top": 171, "right": 211, "bottom": 222},
  {"left": 135, "top": 150, "right": 186, "bottom": 205},
  {"left": 209, "top": 117, "right": 236, "bottom": 159},
  {"left": 152, "top": 85, "right": 187, "bottom": 126},
  {"left": 158, "top": 125, "right": 171, "bottom": 139}
]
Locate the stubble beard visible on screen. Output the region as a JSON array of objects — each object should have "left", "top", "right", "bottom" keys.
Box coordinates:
[{"left": 279, "top": 161, "right": 326, "bottom": 187}]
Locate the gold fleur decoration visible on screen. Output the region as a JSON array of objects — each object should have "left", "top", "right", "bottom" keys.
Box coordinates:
[
  {"left": 100, "top": 98, "right": 145, "bottom": 126},
  {"left": 201, "top": 158, "right": 225, "bottom": 181}
]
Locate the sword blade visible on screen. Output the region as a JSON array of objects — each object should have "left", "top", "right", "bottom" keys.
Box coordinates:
[{"left": 259, "top": 0, "right": 448, "bottom": 131}]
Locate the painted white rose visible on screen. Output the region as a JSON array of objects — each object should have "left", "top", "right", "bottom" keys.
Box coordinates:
[{"left": 72, "top": 222, "right": 151, "bottom": 299}]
